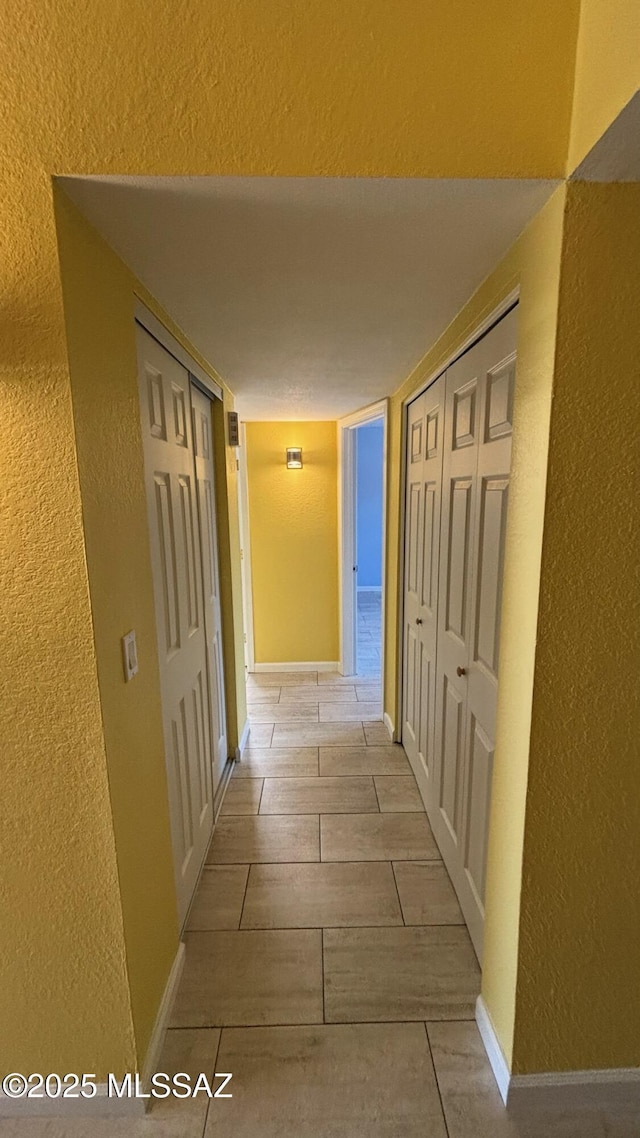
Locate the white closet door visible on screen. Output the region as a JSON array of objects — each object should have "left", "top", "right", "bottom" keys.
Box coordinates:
[
  {"left": 432, "top": 350, "right": 480, "bottom": 883},
  {"left": 136, "top": 325, "right": 215, "bottom": 927},
  {"left": 431, "top": 308, "right": 517, "bottom": 960},
  {"left": 462, "top": 310, "right": 516, "bottom": 953},
  {"left": 191, "top": 385, "right": 228, "bottom": 791},
  {"left": 402, "top": 375, "right": 444, "bottom": 799}
]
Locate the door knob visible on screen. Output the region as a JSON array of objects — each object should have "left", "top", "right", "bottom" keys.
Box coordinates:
[
  {"left": 416, "top": 618, "right": 423, "bottom": 625},
  {"left": 456, "top": 666, "right": 467, "bottom": 677}
]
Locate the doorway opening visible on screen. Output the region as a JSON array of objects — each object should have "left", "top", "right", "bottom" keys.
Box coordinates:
[
  {"left": 355, "top": 420, "right": 384, "bottom": 679},
  {"left": 338, "top": 401, "right": 387, "bottom": 682}
]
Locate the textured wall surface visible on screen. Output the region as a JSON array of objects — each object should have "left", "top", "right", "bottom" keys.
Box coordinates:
[
  {"left": 246, "top": 423, "right": 339, "bottom": 663},
  {"left": 0, "top": 0, "right": 634, "bottom": 1084},
  {"left": 568, "top": 0, "right": 640, "bottom": 171},
  {"left": 54, "top": 190, "right": 180, "bottom": 1066},
  {"left": 513, "top": 183, "right": 640, "bottom": 1072},
  {"left": 385, "top": 189, "right": 566, "bottom": 1066},
  {"left": 54, "top": 188, "right": 248, "bottom": 1066},
  {"left": 0, "top": 178, "right": 137, "bottom": 1075}
]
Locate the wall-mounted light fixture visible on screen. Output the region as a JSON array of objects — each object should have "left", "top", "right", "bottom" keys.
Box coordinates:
[{"left": 286, "top": 447, "right": 303, "bottom": 469}]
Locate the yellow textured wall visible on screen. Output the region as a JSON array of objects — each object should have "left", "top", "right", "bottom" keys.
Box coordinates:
[
  {"left": 52, "top": 187, "right": 247, "bottom": 1068},
  {"left": 568, "top": 0, "right": 640, "bottom": 171},
  {"left": 0, "top": 179, "right": 137, "bottom": 1074},
  {"left": 512, "top": 182, "right": 640, "bottom": 1073},
  {"left": 54, "top": 190, "right": 180, "bottom": 1066},
  {"left": 385, "top": 190, "right": 566, "bottom": 1066},
  {"left": 246, "top": 423, "right": 339, "bottom": 664}
]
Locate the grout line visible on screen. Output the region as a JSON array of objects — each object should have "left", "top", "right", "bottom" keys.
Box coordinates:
[
  {"left": 256, "top": 778, "right": 267, "bottom": 813},
  {"left": 236, "top": 864, "right": 252, "bottom": 930},
  {"left": 182, "top": 919, "right": 466, "bottom": 928},
  {"left": 187, "top": 921, "right": 464, "bottom": 931},
  {"left": 171, "top": 1015, "right": 477, "bottom": 1030},
  {"left": 424, "top": 1022, "right": 452, "bottom": 1138},
  {"left": 321, "top": 928, "right": 326, "bottom": 1023},
  {"left": 200, "top": 1026, "right": 225, "bottom": 1138},
  {"left": 372, "top": 777, "right": 381, "bottom": 813},
  {"left": 390, "top": 860, "right": 406, "bottom": 925}
]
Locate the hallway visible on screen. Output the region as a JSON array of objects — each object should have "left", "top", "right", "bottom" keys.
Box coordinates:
[
  {"left": 4, "top": 682, "right": 637, "bottom": 1136},
  {"left": 157, "top": 676, "right": 637, "bottom": 1137}
]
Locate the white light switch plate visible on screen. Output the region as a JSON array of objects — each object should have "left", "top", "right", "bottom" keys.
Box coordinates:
[{"left": 122, "top": 630, "right": 139, "bottom": 681}]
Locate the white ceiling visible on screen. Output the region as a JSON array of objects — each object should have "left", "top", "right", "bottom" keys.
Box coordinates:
[{"left": 59, "top": 175, "right": 557, "bottom": 420}]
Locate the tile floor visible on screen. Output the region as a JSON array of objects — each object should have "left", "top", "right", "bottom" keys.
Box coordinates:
[
  {"left": 356, "top": 588, "right": 381, "bottom": 678},
  {"left": 6, "top": 676, "right": 635, "bottom": 1136}
]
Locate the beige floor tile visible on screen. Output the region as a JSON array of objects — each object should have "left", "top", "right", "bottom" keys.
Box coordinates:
[
  {"left": 249, "top": 704, "right": 319, "bottom": 722},
  {"left": 233, "top": 746, "right": 319, "bottom": 779},
  {"left": 248, "top": 722, "right": 274, "bottom": 746},
  {"left": 248, "top": 671, "right": 318, "bottom": 687},
  {"left": 317, "top": 671, "right": 361, "bottom": 686},
  {"left": 272, "top": 722, "right": 367, "bottom": 747},
  {"left": 321, "top": 811, "right": 439, "bottom": 861},
  {"left": 374, "top": 775, "right": 424, "bottom": 812},
  {"left": 320, "top": 744, "right": 412, "bottom": 776},
  {"left": 172, "top": 929, "right": 323, "bottom": 1028},
  {"left": 364, "top": 721, "right": 393, "bottom": 744},
  {"left": 260, "top": 775, "right": 378, "bottom": 815},
  {"left": 279, "top": 684, "right": 357, "bottom": 702},
  {"left": 207, "top": 815, "right": 320, "bottom": 863},
  {"left": 427, "top": 1021, "right": 639, "bottom": 1137},
  {"left": 319, "top": 701, "right": 382, "bottom": 722},
  {"left": 0, "top": 1029, "right": 220, "bottom": 1136},
  {"left": 241, "top": 862, "right": 402, "bottom": 928},
  {"left": 393, "top": 861, "right": 464, "bottom": 925},
  {"left": 356, "top": 684, "right": 382, "bottom": 701},
  {"left": 220, "top": 778, "right": 264, "bottom": 815},
  {"left": 324, "top": 926, "right": 480, "bottom": 1022},
  {"left": 204, "top": 1022, "right": 448, "bottom": 1138},
  {"left": 187, "top": 865, "right": 249, "bottom": 930},
  {"left": 246, "top": 687, "right": 281, "bottom": 704}
]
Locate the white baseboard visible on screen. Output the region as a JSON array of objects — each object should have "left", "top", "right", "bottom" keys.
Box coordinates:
[
  {"left": 476, "top": 996, "right": 511, "bottom": 1104},
  {"left": 140, "top": 941, "right": 186, "bottom": 1093},
  {"left": 383, "top": 712, "right": 395, "bottom": 741},
  {"left": 0, "top": 944, "right": 186, "bottom": 1118},
  {"left": 251, "top": 661, "right": 340, "bottom": 673},
  {"left": 476, "top": 996, "right": 640, "bottom": 1114},
  {"left": 235, "top": 719, "right": 250, "bottom": 760}
]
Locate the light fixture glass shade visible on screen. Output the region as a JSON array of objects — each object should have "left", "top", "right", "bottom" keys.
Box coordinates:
[{"left": 286, "top": 447, "right": 303, "bottom": 469}]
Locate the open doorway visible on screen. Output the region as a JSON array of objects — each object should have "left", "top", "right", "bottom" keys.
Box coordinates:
[
  {"left": 355, "top": 420, "right": 384, "bottom": 679},
  {"left": 338, "top": 401, "right": 387, "bottom": 681}
]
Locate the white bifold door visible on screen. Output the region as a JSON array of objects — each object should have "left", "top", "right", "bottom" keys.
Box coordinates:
[
  {"left": 402, "top": 307, "right": 517, "bottom": 960},
  {"left": 136, "top": 324, "right": 227, "bottom": 928}
]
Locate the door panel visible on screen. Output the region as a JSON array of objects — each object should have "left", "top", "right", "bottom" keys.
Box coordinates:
[
  {"left": 474, "top": 477, "right": 509, "bottom": 677},
  {"left": 430, "top": 306, "right": 517, "bottom": 962},
  {"left": 192, "top": 385, "right": 228, "bottom": 789},
  {"left": 137, "top": 326, "right": 216, "bottom": 928},
  {"left": 463, "top": 715, "right": 494, "bottom": 909},
  {"left": 446, "top": 478, "right": 473, "bottom": 642},
  {"left": 402, "top": 376, "right": 444, "bottom": 795},
  {"left": 439, "top": 675, "right": 464, "bottom": 845}
]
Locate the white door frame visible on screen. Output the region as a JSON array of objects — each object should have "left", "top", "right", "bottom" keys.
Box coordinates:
[
  {"left": 338, "top": 400, "right": 388, "bottom": 677},
  {"left": 237, "top": 422, "right": 255, "bottom": 672},
  {"left": 396, "top": 288, "right": 520, "bottom": 742}
]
